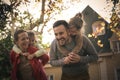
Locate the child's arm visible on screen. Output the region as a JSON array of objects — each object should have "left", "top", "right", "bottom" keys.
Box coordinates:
[
  {"left": 72, "top": 34, "right": 83, "bottom": 54},
  {"left": 34, "top": 49, "right": 47, "bottom": 57},
  {"left": 12, "top": 45, "right": 22, "bottom": 54},
  {"left": 27, "top": 49, "right": 47, "bottom": 60},
  {"left": 34, "top": 43, "right": 47, "bottom": 57},
  {"left": 13, "top": 45, "right": 29, "bottom": 57}
]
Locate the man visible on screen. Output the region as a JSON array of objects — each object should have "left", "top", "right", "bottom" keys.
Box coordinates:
[{"left": 49, "top": 20, "right": 98, "bottom": 80}]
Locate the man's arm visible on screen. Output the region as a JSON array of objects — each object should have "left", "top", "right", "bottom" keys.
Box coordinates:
[
  {"left": 80, "top": 35, "right": 98, "bottom": 63},
  {"left": 49, "top": 40, "right": 65, "bottom": 66}
]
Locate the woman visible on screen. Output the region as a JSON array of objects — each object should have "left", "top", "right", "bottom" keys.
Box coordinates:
[{"left": 10, "top": 29, "right": 49, "bottom": 80}]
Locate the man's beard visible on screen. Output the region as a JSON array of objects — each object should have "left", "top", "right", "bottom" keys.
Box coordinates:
[{"left": 57, "top": 38, "right": 66, "bottom": 46}]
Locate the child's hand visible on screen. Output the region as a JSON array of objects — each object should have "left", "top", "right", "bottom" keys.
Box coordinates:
[
  {"left": 21, "top": 52, "right": 29, "bottom": 56},
  {"left": 69, "top": 52, "right": 75, "bottom": 54},
  {"left": 68, "top": 53, "right": 80, "bottom": 63},
  {"left": 27, "top": 54, "right": 35, "bottom": 60}
]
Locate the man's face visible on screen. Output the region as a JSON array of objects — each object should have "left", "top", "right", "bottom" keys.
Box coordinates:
[
  {"left": 53, "top": 25, "right": 70, "bottom": 46},
  {"left": 16, "top": 32, "right": 29, "bottom": 51}
]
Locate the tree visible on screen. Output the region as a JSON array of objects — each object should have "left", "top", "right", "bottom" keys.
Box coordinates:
[{"left": 2, "top": 0, "right": 67, "bottom": 35}]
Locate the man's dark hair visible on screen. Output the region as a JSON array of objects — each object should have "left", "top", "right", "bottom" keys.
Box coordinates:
[
  {"left": 14, "top": 29, "right": 26, "bottom": 42},
  {"left": 53, "top": 20, "right": 69, "bottom": 29}
]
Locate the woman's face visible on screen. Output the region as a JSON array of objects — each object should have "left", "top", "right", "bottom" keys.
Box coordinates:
[{"left": 16, "top": 32, "right": 29, "bottom": 52}]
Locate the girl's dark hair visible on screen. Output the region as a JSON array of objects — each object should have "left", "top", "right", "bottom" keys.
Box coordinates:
[
  {"left": 69, "top": 12, "right": 83, "bottom": 30},
  {"left": 53, "top": 20, "right": 69, "bottom": 29},
  {"left": 14, "top": 29, "right": 26, "bottom": 42}
]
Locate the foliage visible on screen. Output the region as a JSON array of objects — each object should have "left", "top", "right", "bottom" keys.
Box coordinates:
[
  {"left": 111, "top": 0, "right": 119, "bottom": 6},
  {"left": 109, "top": 0, "right": 120, "bottom": 39},
  {"left": 37, "top": 34, "right": 50, "bottom": 49},
  {"left": 0, "top": 0, "right": 68, "bottom": 34},
  {"left": 109, "top": 11, "right": 120, "bottom": 39},
  {"left": 0, "top": 30, "right": 13, "bottom": 80},
  {"left": 104, "top": 0, "right": 120, "bottom": 39},
  {"left": 105, "top": 0, "right": 120, "bottom": 15},
  {"left": 0, "top": 1, "right": 12, "bottom": 30}
]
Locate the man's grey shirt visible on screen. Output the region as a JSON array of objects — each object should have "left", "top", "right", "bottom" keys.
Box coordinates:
[{"left": 49, "top": 35, "right": 98, "bottom": 75}]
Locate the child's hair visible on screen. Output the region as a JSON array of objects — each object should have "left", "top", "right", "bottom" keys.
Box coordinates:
[
  {"left": 27, "top": 31, "right": 37, "bottom": 46},
  {"left": 27, "top": 31, "right": 35, "bottom": 38},
  {"left": 69, "top": 12, "right": 83, "bottom": 30}
]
